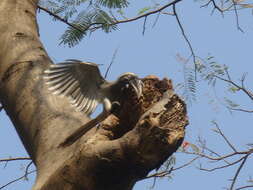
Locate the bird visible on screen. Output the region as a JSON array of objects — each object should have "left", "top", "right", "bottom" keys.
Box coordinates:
[{"left": 43, "top": 59, "right": 143, "bottom": 146}]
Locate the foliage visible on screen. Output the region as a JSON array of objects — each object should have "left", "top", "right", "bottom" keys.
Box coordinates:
[
  {"left": 59, "top": 8, "right": 117, "bottom": 46},
  {"left": 39, "top": 0, "right": 129, "bottom": 47},
  {"left": 182, "top": 63, "right": 196, "bottom": 105}
]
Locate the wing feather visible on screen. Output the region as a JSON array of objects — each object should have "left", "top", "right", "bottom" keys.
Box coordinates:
[
  {"left": 82, "top": 96, "right": 93, "bottom": 113},
  {"left": 48, "top": 74, "right": 73, "bottom": 92},
  {"left": 79, "top": 97, "right": 90, "bottom": 112},
  {"left": 55, "top": 78, "right": 76, "bottom": 95},
  {"left": 73, "top": 92, "right": 83, "bottom": 107},
  {"left": 76, "top": 95, "right": 85, "bottom": 110},
  {"left": 44, "top": 60, "right": 104, "bottom": 115},
  {"left": 88, "top": 98, "right": 98, "bottom": 114},
  {"left": 64, "top": 80, "right": 79, "bottom": 96}
]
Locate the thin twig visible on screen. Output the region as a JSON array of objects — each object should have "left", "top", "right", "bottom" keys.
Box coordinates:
[
  {"left": 104, "top": 47, "right": 119, "bottom": 79},
  {"left": 198, "top": 142, "right": 231, "bottom": 164},
  {"left": 230, "top": 155, "right": 249, "bottom": 190},
  {"left": 152, "top": 11, "right": 162, "bottom": 28},
  {"left": 24, "top": 161, "right": 33, "bottom": 180},
  {"left": 212, "top": 121, "right": 237, "bottom": 152},
  {"left": 236, "top": 185, "right": 253, "bottom": 190},
  {"left": 0, "top": 157, "right": 31, "bottom": 162},
  {"left": 143, "top": 156, "right": 199, "bottom": 180},
  {"left": 173, "top": 156, "right": 199, "bottom": 171},
  {"left": 172, "top": 4, "right": 196, "bottom": 78},
  {"left": 184, "top": 150, "right": 249, "bottom": 161},
  {"left": 214, "top": 75, "right": 253, "bottom": 101},
  {"left": 0, "top": 161, "right": 35, "bottom": 190},
  {"left": 0, "top": 171, "right": 36, "bottom": 190},
  {"left": 144, "top": 167, "right": 173, "bottom": 179},
  {"left": 228, "top": 107, "right": 253, "bottom": 113},
  {"left": 142, "top": 16, "right": 147, "bottom": 35},
  {"left": 199, "top": 155, "right": 246, "bottom": 172},
  {"left": 161, "top": 12, "right": 175, "bottom": 16},
  {"left": 231, "top": 0, "right": 244, "bottom": 32},
  {"left": 201, "top": 0, "right": 224, "bottom": 13},
  {"left": 240, "top": 72, "right": 247, "bottom": 89},
  {"left": 225, "top": 67, "right": 232, "bottom": 81},
  {"left": 37, "top": 5, "right": 84, "bottom": 33},
  {"left": 150, "top": 175, "right": 157, "bottom": 189}
]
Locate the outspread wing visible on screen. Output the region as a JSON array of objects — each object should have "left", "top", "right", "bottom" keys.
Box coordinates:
[{"left": 44, "top": 59, "right": 105, "bottom": 115}]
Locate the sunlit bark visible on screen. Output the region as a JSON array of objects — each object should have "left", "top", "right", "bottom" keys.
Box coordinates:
[{"left": 0, "top": 1, "right": 188, "bottom": 190}]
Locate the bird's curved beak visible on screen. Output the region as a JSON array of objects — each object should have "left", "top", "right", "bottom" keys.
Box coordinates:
[{"left": 129, "top": 78, "right": 143, "bottom": 99}]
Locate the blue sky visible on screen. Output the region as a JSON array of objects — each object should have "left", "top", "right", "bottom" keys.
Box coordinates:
[{"left": 1, "top": 1, "right": 253, "bottom": 190}]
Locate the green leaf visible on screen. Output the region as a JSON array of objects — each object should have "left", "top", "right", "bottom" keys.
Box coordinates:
[
  {"left": 239, "top": 3, "right": 253, "bottom": 8},
  {"left": 224, "top": 97, "right": 239, "bottom": 108},
  {"left": 97, "top": 0, "right": 129, "bottom": 8},
  {"left": 207, "top": 56, "right": 214, "bottom": 60},
  {"left": 183, "top": 66, "right": 196, "bottom": 104},
  {"left": 59, "top": 23, "right": 86, "bottom": 47},
  {"left": 211, "top": 128, "right": 219, "bottom": 134},
  {"left": 190, "top": 143, "right": 200, "bottom": 153},
  {"left": 228, "top": 86, "right": 240, "bottom": 93},
  {"left": 93, "top": 9, "right": 118, "bottom": 32},
  {"left": 138, "top": 6, "right": 152, "bottom": 15},
  {"left": 59, "top": 7, "right": 120, "bottom": 46}
]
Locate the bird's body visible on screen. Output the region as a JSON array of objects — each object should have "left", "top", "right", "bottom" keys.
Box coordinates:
[
  {"left": 44, "top": 59, "right": 142, "bottom": 114},
  {"left": 44, "top": 59, "right": 143, "bottom": 146}
]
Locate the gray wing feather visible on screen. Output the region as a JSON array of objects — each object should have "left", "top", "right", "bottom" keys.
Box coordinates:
[
  {"left": 89, "top": 98, "right": 98, "bottom": 113},
  {"left": 44, "top": 60, "right": 104, "bottom": 115}
]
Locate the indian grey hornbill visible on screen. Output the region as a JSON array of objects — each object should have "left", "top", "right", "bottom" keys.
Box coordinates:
[{"left": 44, "top": 59, "right": 143, "bottom": 147}]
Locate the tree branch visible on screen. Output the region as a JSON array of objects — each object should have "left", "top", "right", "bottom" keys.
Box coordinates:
[
  {"left": 38, "top": 0, "right": 183, "bottom": 33},
  {"left": 144, "top": 156, "right": 199, "bottom": 180},
  {"left": 236, "top": 185, "right": 253, "bottom": 190},
  {"left": 37, "top": 5, "right": 84, "bottom": 33},
  {"left": 0, "top": 161, "right": 35, "bottom": 190},
  {"left": 230, "top": 155, "right": 249, "bottom": 190},
  {"left": 228, "top": 107, "right": 253, "bottom": 113},
  {"left": 172, "top": 4, "right": 197, "bottom": 78},
  {"left": 214, "top": 75, "right": 253, "bottom": 101},
  {"left": 201, "top": 0, "right": 224, "bottom": 13},
  {"left": 104, "top": 47, "right": 119, "bottom": 79},
  {"left": 185, "top": 125, "right": 253, "bottom": 190},
  {"left": 231, "top": 0, "right": 244, "bottom": 32},
  {"left": 0, "top": 157, "right": 31, "bottom": 162},
  {"left": 212, "top": 121, "right": 237, "bottom": 152},
  {"left": 198, "top": 155, "right": 247, "bottom": 172},
  {"left": 200, "top": 0, "right": 244, "bottom": 31}
]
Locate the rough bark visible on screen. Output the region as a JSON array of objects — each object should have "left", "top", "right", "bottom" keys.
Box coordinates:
[{"left": 0, "top": 1, "right": 188, "bottom": 190}]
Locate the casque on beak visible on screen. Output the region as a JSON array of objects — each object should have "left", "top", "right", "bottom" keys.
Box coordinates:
[{"left": 129, "top": 77, "right": 143, "bottom": 99}]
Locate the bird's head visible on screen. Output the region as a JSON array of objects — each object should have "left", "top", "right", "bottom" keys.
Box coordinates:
[{"left": 117, "top": 72, "right": 143, "bottom": 99}]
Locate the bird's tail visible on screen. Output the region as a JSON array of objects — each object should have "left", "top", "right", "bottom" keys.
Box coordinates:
[{"left": 59, "top": 110, "right": 110, "bottom": 147}]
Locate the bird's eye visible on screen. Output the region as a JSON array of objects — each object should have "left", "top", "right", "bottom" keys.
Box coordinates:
[{"left": 120, "top": 78, "right": 129, "bottom": 84}]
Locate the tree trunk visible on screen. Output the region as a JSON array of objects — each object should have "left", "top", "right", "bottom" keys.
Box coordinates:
[{"left": 0, "top": 0, "right": 188, "bottom": 190}]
